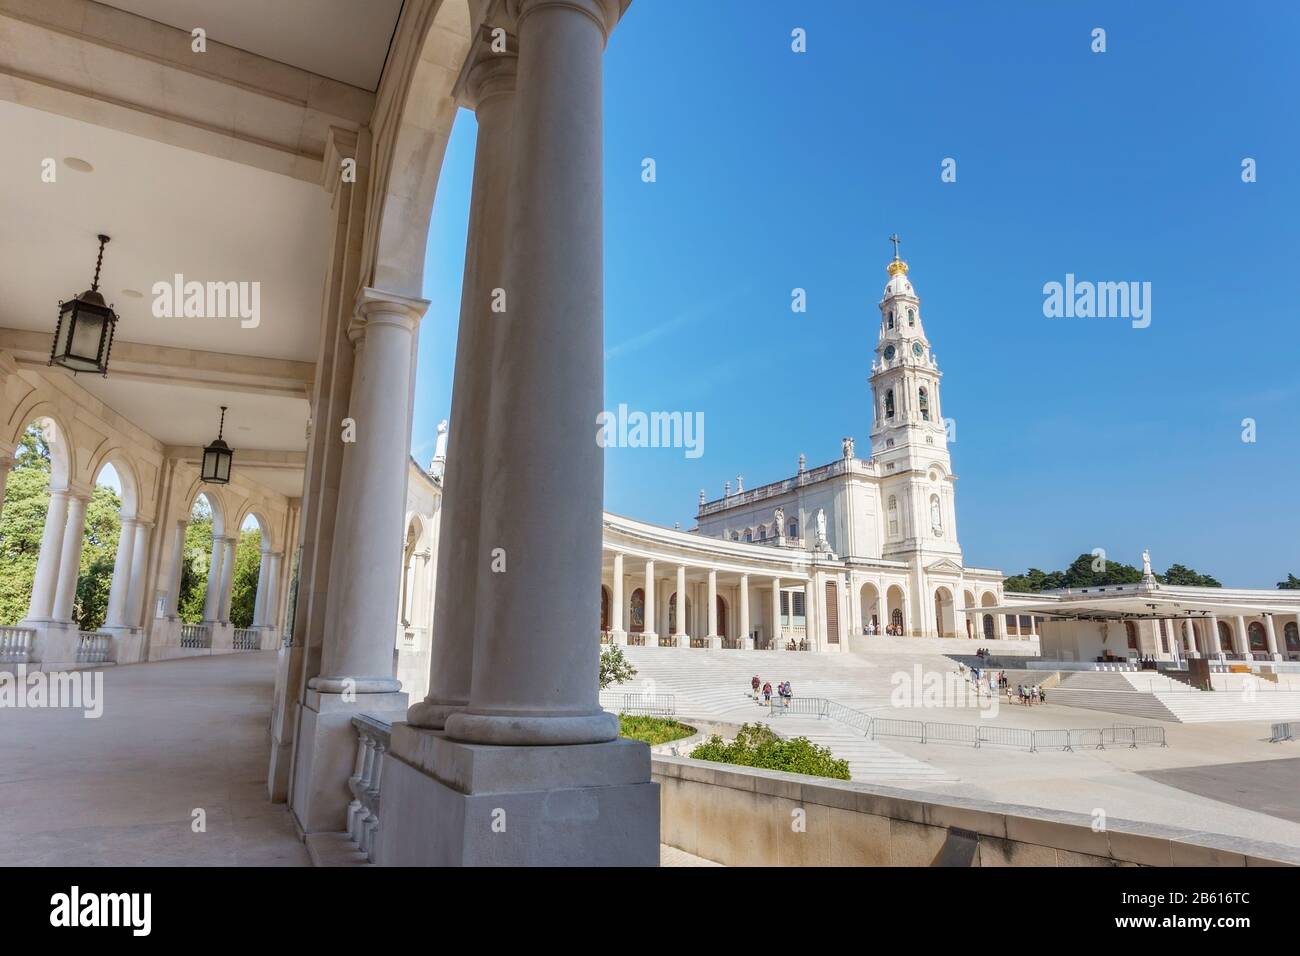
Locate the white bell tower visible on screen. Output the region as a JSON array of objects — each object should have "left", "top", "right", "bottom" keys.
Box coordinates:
[{"left": 868, "top": 236, "right": 962, "bottom": 562}]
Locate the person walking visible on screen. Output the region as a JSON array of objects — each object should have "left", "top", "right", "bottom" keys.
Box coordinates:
[
  {"left": 751, "top": 675, "right": 760, "bottom": 699},
  {"left": 762, "top": 681, "right": 772, "bottom": 705}
]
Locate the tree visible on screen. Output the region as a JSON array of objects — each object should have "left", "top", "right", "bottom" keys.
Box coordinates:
[
  {"left": 0, "top": 426, "right": 53, "bottom": 625},
  {"left": 228, "top": 528, "right": 262, "bottom": 628},
  {"left": 71, "top": 482, "right": 123, "bottom": 630},
  {"left": 1279, "top": 574, "right": 1300, "bottom": 590},
  {"left": 598, "top": 644, "right": 637, "bottom": 689},
  {"left": 178, "top": 502, "right": 214, "bottom": 623},
  {"left": 1003, "top": 552, "right": 1223, "bottom": 593},
  {"left": 1158, "top": 563, "right": 1221, "bottom": 588}
]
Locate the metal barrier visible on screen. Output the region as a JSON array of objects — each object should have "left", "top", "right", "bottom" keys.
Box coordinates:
[
  {"left": 1068, "top": 728, "right": 1105, "bottom": 750},
  {"left": 1106, "top": 725, "right": 1167, "bottom": 748},
  {"left": 599, "top": 692, "right": 676, "bottom": 716},
  {"left": 1033, "top": 728, "right": 1073, "bottom": 751},
  {"left": 871, "top": 718, "right": 925, "bottom": 742},
  {"left": 1270, "top": 721, "right": 1297, "bottom": 742},
  {"left": 768, "top": 696, "right": 825, "bottom": 718},
  {"left": 928, "top": 722, "right": 978, "bottom": 747},
  {"left": 977, "top": 725, "right": 1035, "bottom": 751},
  {"left": 823, "top": 700, "right": 873, "bottom": 735}
]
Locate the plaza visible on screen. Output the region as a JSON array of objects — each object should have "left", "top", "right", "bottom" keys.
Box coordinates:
[{"left": 1, "top": 0, "right": 1298, "bottom": 869}]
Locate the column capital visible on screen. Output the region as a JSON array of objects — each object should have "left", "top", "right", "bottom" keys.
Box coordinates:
[
  {"left": 455, "top": 26, "right": 519, "bottom": 110},
  {"left": 350, "top": 287, "right": 430, "bottom": 341},
  {"left": 506, "top": 0, "right": 629, "bottom": 41}
]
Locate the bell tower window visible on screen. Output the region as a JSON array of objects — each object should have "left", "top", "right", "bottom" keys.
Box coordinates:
[
  {"left": 908, "top": 308, "right": 915, "bottom": 327},
  {"left": 918, "top": 387, "right": 930, "bottom": 421},
  {"left": 887, "top": 496, "right": 899, "bottom": 537},
  {"left": 887, "top": 312, "right": 895, "bottom": 330},
  {"left": 885, "top": 389, "right": 895, "bottom": 419}
]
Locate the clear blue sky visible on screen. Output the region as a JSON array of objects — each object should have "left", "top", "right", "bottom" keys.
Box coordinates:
[{"left": 413, "top": 0, "right": 1300, "bottom": 588}]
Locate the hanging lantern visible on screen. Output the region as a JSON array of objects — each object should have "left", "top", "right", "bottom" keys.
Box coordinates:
[
  {"left": 50, "top": 234, "right": 118, "bottom": 376},
  {"left": 201, "top": 406, "right": 233, "bottom": 484}
]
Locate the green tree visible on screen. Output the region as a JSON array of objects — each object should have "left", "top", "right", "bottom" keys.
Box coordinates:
[
  {"left": 178, "top": 501, "right": 214, "bottom": 623},
  {"left": 689, "top": 723, "right": 850, "bottom": 780},
  {"left": 1278, "top": 574, "right": 1300, "bottom": 590},
  {"left": 0, "top": 426, "right": 52, "bottom": 625},
  {"left": 599, "top": 644, "right": 637, "bottom": 689},
  {"left": 1157, "top": 563, "right": 1221, "bottom": 587},
  {"left": 228, "top": 528, "right": 262, "bottom": 629},
  {"left": 72, "top": 482, "right": 123, "bottom": 630}
]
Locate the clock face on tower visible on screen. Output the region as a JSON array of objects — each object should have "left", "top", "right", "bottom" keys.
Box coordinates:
[
  {"left": 912, "top": 342, "right": 924, "bottom": 357},
  {"left": 883, "top": 345, "right": 896, "bottom": 360}
]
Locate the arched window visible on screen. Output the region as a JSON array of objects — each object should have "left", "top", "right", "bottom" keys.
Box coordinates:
[
  {"left": 1218, "top": 621, "right": 1233, "bottom": 652},
  {"left": 743, "top": 528, "right": 752, "bottom": 543},
  {"left": 1285, "top": 622, "right": 1299, "bottom": 656},
  {"left": 887, "top": 312, "right": 895, "bottom": 330},
  {"left": 887, "top": 496, "right": 899, "bottom": 537},
  {"left": 918, "top": 387, "right": 930, "bottom": 421},
  {"left": 758, "top": 525, "right": 767, "bottom": 541},
  {"left": 891, "top": 608, "right": 904, "bottom": 632},
  {"left": 885, "top": 389, "right": 895, "bottom": 419},
  {"left": 600, "top": 586, "right": 610, "bottom": 631},
  {"left": 629, "top": 588, "right": 645, "bottom": 632},
  {"left": 907, "top": 308, "right": 915, "bottom": 327},
  {"left": 1248, "top": 622, "right": 1267, "bottom": 652},
  {"left": 982, "top": 614, "right": 994, "bottom": 640}
]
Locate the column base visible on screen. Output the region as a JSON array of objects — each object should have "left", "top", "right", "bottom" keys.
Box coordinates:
[
  {"left": 707, "top": 634, "right": 721, "bottom": 650},
  {"left": 444, "top": 708, "right": 618, "bottom": 746},
  {"left": 308, "top": 675, "right": 403, "bottom": 694},
  {"left": 611, "top": 629, "right": 627, "bottom": 645},
  {"left": 267, "top": 641, "right": 303, "bottom": 803},
  {"left": 99, "top": 625, "right": 143, "bottom": 664},
  {"left": 380, "top": 724, "right": 659, "bottom": 866},
  {"left": 406, "top": 696, "right": 468, "bottom": 730},
  {"left": 744, "top": 637, "right": 754, "bottom": 650},
  {"left": 290, "top": 688, "right": 408, "bottom": 834}
]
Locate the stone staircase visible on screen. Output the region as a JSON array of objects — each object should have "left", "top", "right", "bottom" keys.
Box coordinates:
[
  {"left": 611, "top": 647, "right": 952, "bottom": 781},
  {"left": 1048, "top": 670, "right": 1300, "bottom": 723}
]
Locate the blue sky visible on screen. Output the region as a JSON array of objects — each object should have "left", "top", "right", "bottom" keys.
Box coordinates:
[{"left": 412, "top": 0, "right": 1299, "bottom": 588}]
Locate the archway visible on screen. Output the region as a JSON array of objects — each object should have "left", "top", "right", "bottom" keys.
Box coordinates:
[
  {"left": 1248, "top": 621, "right": 1267, "bottom": 656},
  {"left": 933, "top": 587, "right": 955, "bottom": 638},
  {"left": 82, "top": 458, "right": 141, "bottom": 632},
  {"left": 1124, "top": 620, "right": 1138, "bottom": 652},
  {"left": 177, "top": 492, "right": 223, "bottom": 625},
  {"left": 716, "top": 594, "right": 727, "bottom": 638},
  {"left": 963, "top": 589, "right": 976, "bottom": 638},
  {"left": 628, "top": 587, "right": 645, "bottom": 633},
  {"left": 229, "top": 512, "right": 273, "bottom": 631},
  {"left": 885, "top": 584, "right": 907, "bottom": 636},
  {"left": 1218, "top": 621, "right": 1233, "bottom": 654},
  {"left": 398, "top": 513, "right": 431, "bottom": 634},
  {"left": 1285, "top": 621, "right": 1299, "bottom": 659},
  {"left": 2, "top": 419, "right": 72, "bottom": 625},
  {"left": 979, "top": 592, "right": 998, "bottom": 640},
  {"left": 600, "top": 585, "right": 610, "bottom": 632},
  {"left": 859, "top": 582, "right": 880, "bottom": 634}
]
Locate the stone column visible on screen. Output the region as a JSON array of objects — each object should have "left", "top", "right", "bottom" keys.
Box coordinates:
[
  {"left": 217, "top": 537, "right": 236, "bottom": 623},
  {"left": 1206, "top": 615, "right": 1219, "bottom": 657},
  {"left": 103, "top": 518, "right": 138, "bottom": 628},
  {"left": 51, "top": 492, "right": 90, "bottom": 623},
  {"left": 611, "top": 552, "right": 625, "bottom": 642},
  {"left": 126, "top": 521, "right": 151, "bottom": 627},
  {"left": 408, "top": 50, "right": 516, "bottom": 730},
  {"left": 643, "top": 559, "right": 657, "bottom": 641},
  {"left": 706, "top": 568, "right": 719, "bottom": 647},
  {"left": 739, "top": 574, "right": 751, "bottom": 649},
  {"left": 165, "top": 520, "right": 187, "bottom": 617},
  {"left": 676, "top": 565, "right": 689, "bottom": 643},
  {"left": 772, "top": 577, "right": 783, "bottom": 650},
  {"left": 0, "top": 451, "right": 13, "bottom": 525},
  {"left": 202, "top": 535, "right": 225, "bottom": 623},
  {"left": 1264, "top": 614, "right": 1281, "bottom": 660},
  {"left": 26, "top": 490, "right": 69, "bottom": 621},
  {"left": 1234, "top": 615, "right": 1249, "bottom": 658},
  {"left": 252, "top": 550, "right": 272, "bottom": 627},
  {"left": 262, "top": 552, "right": 281, "bottom": 629}
]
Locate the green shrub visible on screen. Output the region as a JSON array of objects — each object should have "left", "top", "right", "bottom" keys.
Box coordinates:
[
  {"left": 618, "top": 714, "right": 695, "bottom": 746},
  {"left": 689, "top": 722, "right": 850, "bottom": 780}
]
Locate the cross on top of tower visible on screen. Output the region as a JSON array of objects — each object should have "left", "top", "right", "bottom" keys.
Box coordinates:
[
  {"left": 886, "top": 232, "right": 909, "bottom": 277},
  {"left": 889, "top": 233, "right": 901, "bottom": 260}
]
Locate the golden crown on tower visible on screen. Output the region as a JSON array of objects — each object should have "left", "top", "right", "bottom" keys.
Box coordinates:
[{"left": 886, "top": 232, "right": 908, "bottom": 275}]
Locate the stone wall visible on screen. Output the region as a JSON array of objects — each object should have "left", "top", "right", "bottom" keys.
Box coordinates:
[{"left": 653, "top": 755, "right": 1299, "bottom": 867}]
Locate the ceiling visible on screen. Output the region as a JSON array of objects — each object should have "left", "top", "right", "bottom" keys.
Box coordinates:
[{"left": 99, "top": 0, "right": 405, "bottom": 91}]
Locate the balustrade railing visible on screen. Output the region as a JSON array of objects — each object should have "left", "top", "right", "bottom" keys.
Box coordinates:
[
  {"left": 599, "top": 691, "right": 676, "bottom": 716},
  {"left": 348, "top": 714, "right": 392, "bottom": 864},
  {"left": 180, "top": 624, "right": 211, "bottom": 648},
  {"left": 233, "top": 628, "right": 259, "bottom": 650},
  {"left": 599, "top": 630, "right": 614, "bottom": 645},
  {"left": 626, "top": 633, "right": 646, "bottom": 646},
  {"left": 689, "top": 636, "right": 710, "bottom": 648},
  {"left": 657, "top": 635, "right": 678, "bottom": 648},
  {"left": 76, "top": 631, "right": 112, "bottom": 664},
  {"left": 720, "top": 637, "right": 743, "bottom": 649},
  {"left": 0, "top": 625, "right": 35, "bottom": 664}
]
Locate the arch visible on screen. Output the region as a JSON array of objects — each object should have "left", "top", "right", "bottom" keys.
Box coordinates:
[
  {"left": 182, "top": 481, "right": 228, "bottom": 538},
  {"left": 933, "top": 586, "right": 955, "bottom": 638},
  {"left": 716, "top": 594, "right": 728, "bottom": 637},
  {"left": 918, "top": 386, "right": 930, "bottom": 421},
  {"left": 887, "top": 312, "right": 895, "bottom": 330},
  {"left": 884, "top": 389, "right": 895, "bottom": 418},
  {"left": 365, "top": 0, "right": 473, "bottom": 298},
  {"left": 859, "top": 581, "right": 880, "bottom": 632},
  {"left": 982, "top": 614, "right": 994, "bottom": 640},
  {"left": 89, "top": 449, "right": 141, "bottom": 519},
  {"left": 1248, "top": 621, "right": 1267, "bottom": 653},
  {"left": 885, "top": 584, "right": 907, "bottom": 636},
  {"left": 1218, "top": 620, "right": 1233, "bottom": 653},
  {"left": 233, "top": 503, "right": 278, "bottom": 553},
  {"left": 1284, "top": 621, "right": 1299, "bottom": 657},
  {"left": 398, "top": 513, "right": 430, "bottom": 629},
  {"left": 629, "top": 587, "right": 645, "bottom": 633},
  {"left": 600, "top": 585, "right": 611, "bottom": 632},
  {"left": 9, "top": 411, "right": 73, "bottom": 491},
  {"left": 907, "top": 307, "right": 915, "bottom": 327}
]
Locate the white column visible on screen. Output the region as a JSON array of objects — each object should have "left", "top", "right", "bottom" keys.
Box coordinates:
[
  {"left": 0, "top": 451, "right": 13, "bottom": 524},
  {"left": 772, "top": 577, "right": 782, "bottom": 650},
  {"left": 643, "top": 560, "right": 656, "bottom": 640},
  {"left": 27, "top": 490, "right": 69, "bottom": 621},
  {"left": 444, "top": 0, "right": 622, "bottom": 747},
  {"left": 706, "top": 568, "right": 718, "bottom": 647},
  {"left": 252, "top": 550, "right": 272, "bottom": 626},
  {"left": 1182, "top": 618, "right": 1196, "bottom": 657},
  {"left": 1264, "top": 614, "right": 1281, "bottom": 659},
  {"left": 51, "top": 492, "right": 90, "bottom": 623},
  {"left": 611, "top": 552, "right": 625, "bottom": 641},
  {"left": 739, "top": 574, "right": 751, "bottom": 649},
  {"left": 165, "top": 520, "right": 187, "bottom": 618},
  {"left": 263, "top": 552, "right": 282, "bottom": 629},
  {"left": 125, "top": 521, "right": 151, "bottom": 627},
  {"left": 1234, "top": 615, "right": 1249, "bottom": 658},
  {"left": 407, "top": 48, "right": 515, "bottom": 729},
  {"left": 309, "top": 290, "right": 427, "bottom": 693},
  {"left": 103, "top": 518, "right": 137, "bottom": 628},
  {"left": 1205, "top": 615, "right": 1219, "bottom": 657},
  {"left": 675, "top": 564, "right": 688, "bottom": 643},
  {"left": 217, "top": 537, "right": 236, "bottom": 624},
  {"left": 202, "top": 535, "right": 225, "bottom": 622}
]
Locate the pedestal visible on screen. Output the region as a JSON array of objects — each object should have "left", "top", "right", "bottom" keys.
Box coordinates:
[
  {"left": 290, "top": 688, "right": 408, "bottom": 834},
  {"left": 380, "top": 724, "right": 659, "bottom": 866}
]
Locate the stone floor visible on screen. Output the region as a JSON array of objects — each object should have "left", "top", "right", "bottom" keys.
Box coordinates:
[{"left": 0, "top": 652, "right": 309, "bottom": 866}]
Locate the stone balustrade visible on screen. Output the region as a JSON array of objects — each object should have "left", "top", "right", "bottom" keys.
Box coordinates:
[
  {"left": 0, "top": 625, "right": 35, "bottom": 664},
  {"left": 347, "top": 714, "right": 391, "bottom": 864},
  {"left": 233, "top": 628, "right": 260, "bottom": 650},
  {"left": 76, "top": 631, "right": 112, "bottom": 664},
  {"left": 180, "top": 624, "right": 212, "bottom": 649}
]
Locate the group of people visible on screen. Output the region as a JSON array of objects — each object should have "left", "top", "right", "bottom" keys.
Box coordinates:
[
  {"left": 962, "top": 664, "right": 1047, "bottom": 705},
  {"left": 1012, "top": 683, "right": 1046, "bottom": 706},
  {"left": 863, "top": 623, "right": 904, "bottom": 636},
  {"left": 751, "top": 675, "right": 794, "bottom": 706}
]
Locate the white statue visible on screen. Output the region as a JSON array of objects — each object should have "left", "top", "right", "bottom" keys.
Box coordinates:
[
  {"left": 930, "top": 497, "right": 942, "bottom": 533},
  {"left": 1142, "top": 549, "right": 1152, "bottom": 577},
  {"left": 815, "top": 508, "right": 828, "bottom": 548},
  {"left": 774, "top": 506, "right": 785, "bottom": 536},
  {"left": 842, "top": 436, "right": 855, "bottom": 459}
]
